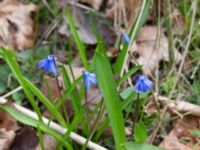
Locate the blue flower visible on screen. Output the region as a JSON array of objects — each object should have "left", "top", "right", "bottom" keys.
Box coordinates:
[
  {"left": 38, "top": 55, "right": 57, "bottom": 76},
  {"left": 122, "top": 32, "right": 130, "bottom": 44},
  {"left": 83, "top": 71, "right": 97, "bottom": 91},
  {"left": 134, "top": 75, "right": 153, "bottom": 93}
]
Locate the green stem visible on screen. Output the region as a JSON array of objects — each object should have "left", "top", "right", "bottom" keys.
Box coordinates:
[{"left": 133, "top": 93, "right": 140, "bottom": 124}]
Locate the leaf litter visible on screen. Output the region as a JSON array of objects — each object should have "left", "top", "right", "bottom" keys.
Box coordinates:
[{"left": 0, "top": 0, "right": 199, "bottom": 150}]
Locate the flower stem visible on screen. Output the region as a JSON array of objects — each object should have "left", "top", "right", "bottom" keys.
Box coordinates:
[{"left": 133, "top": 93, "right": 140, "bottom": 124}]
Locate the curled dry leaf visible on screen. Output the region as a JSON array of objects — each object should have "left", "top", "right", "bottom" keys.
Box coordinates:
[
  {"left": 0, "top": 0, "right": 38, "bottom": 51},
  {"left": 0, "top": 101, "right": 18, "bottom": 131},
  {"left": 10, "top": 126, "right": 39, "bottom": 150},
  {"left": 129, "top": 26, "right": 182, "bottom": 74},
  {"left": 160, "top": 116, "right": 200, "bottom": 150},
  {"left": 146, "top": 95, "right": 200, "bottom": 117},
  {"left": 172, "top": 9, "right": 186, "bottom": 35},
  {"left": 79, "top": 0, "right": 103, "bottom": 10},
  {"left": 0, "top": 129, "right": 15, "bottom": 150},
  {"left": 35, "top": 134, "right": 57, "bottom": 150}
]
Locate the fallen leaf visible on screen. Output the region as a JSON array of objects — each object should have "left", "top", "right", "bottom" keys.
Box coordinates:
[
  {"left": 79, "top": 0, "right": 103, "bottom": 10},
  {"left": 160, "top": 116, "right": 200, "bottom": 150},
  {"left": 0, "top": 128, "right": 15, "bottom": 150},
  {"left": 0, "top": 0, "right": 38, "bottom": 50},
  {"left": 172, "top": 9, "right": 186, "bottom": 35},
  {"left": 10, "top": 126, "right": 38, "bottom": 150},
  {"left": 130, "top": 26, "right": 182, "bottom": 74},
  {"left": 0, "top": 101, "right": 18, "bottom": 131},
  {"left": 59, "top": 7, "right": 116, "bottom": 46},
  {"left": 35, "top": 134, "right": 57, "bottom": 150},
  {"left": 41, "top": 75, "right": 61, "bottom": 102}
]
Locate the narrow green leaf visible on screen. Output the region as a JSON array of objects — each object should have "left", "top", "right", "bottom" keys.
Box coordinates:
[
  {"left": 94, "top": 51, "right": 126, "bottom": 150},
  {"left": 0, "top": 48, "right": 43, "bottom": 122},
  {"left": 124, "top": 142, "right": 165, "bottom": 150},
  {"left": 23, "top": 78, "right": 66, "bottom": 127},
  {"left": 117, "top": 65, "right": 142, "bottom": 86},
  {"left": 134, "top": 121, "right": 147, "bottom": 143},
  {"left": 65, "top": 8, "right": 89, "bottom": 70}
]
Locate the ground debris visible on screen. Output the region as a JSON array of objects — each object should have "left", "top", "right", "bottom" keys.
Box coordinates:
[{"left": 0, "top": 0, "right": 37, "bottom": 50}]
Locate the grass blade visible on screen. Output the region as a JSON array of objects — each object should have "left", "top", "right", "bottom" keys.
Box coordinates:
[
  {"left": 65, "top": 7, "right": 89, "bottom": 70},
  {"left": 94, "top": 51, "right": 126, "bottom": 150}
]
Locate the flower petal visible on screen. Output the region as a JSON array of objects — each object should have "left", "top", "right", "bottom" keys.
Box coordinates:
[
  {"left": 50, "top": 61, "right": 57, "bottom": 76},
  {"left": 88, "top": 73, "right": 97, "bottom": 85},
  {"left": 38, "top": 59, "right": 48, "bottom": 69},
  {"left": 122, "top": 32, "right": 130, "bottom": 44}
]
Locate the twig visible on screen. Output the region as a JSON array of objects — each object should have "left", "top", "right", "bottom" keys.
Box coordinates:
[
  {"left": 2, "top": 86, "right": 22, "bottom": 98},
  {"left": 0, "top": 97, "right": 108, "bottom": 150}
]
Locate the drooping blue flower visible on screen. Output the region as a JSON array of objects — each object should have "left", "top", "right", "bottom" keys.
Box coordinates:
[
  {"left": 38, "top": 55, "right": 57, "bottom": 76},
  {"left": 83, "top": 71, "right": 97, "bottom": 91},
  {"left": 122, "top": 32, "right": 130, "bottom": 44},
  {"left": 134, "top": 75, "right": 153, "bottom": 93}
]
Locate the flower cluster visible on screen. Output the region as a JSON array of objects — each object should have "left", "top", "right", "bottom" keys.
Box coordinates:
[{"left": 38, "top": 56, "right": 153, "bottom": 94}]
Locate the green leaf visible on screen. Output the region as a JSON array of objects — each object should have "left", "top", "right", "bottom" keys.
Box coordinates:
[
  {"left": 124, "top": 142, "right": 165, "bottom": 150},
  {"left": 65, "top": 8, "right": 89, "bottom": 70},
  {"left": 0, "top": 48, "right": 43, "bottom": 122},
  {"left": 23, "top": 78, "right": 66, "bottom": 127},
  {"left": 94, "top": 51, "right": 126, "bottom": 150},
  {"left": 190, "top": 130, "right": 200, "bottom": 137},
  {"left": 117, "top": 65, "right": 142, "bottom": 86},
  {"left": 134, "top": 122, "right": 147, "bottom": 143}
]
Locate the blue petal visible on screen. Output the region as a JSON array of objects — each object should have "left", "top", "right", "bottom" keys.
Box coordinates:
[
  {"left": 122, "top": 32, "right": 130, "bottom": 44},
  {"left": 50, "top": 61, "right": 57, "bottom": 76},
  {"left": 134, "top": 82, "right": 141, "bottom": 93},
  {"left": 88, "top": 73, "right": 97, "bottom": 85},
  {"left": 38, "top": 59, "right": 48, "bottom": 69},
  {"left": 44, "top": 62, "right": 51, "bottom": 73},
  {"left": 134, "top": 75, "right": 153, "bottom": 93},
  {"left": 84, "top": 76, "right": 90, "bottom": 90}
]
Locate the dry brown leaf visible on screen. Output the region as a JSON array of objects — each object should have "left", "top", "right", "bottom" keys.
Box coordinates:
[
  {"left": 160, "top": 116, "right": 200, "bottom": 150},
  {"left": 59, "top": 7, "right": 116, "bottom": 46},
  {"left": 35, "top": 135, "right": 57, "bottom": 150},
  {"left": 0, "top": 129, "right": 15, "bottom": 150},
  {"left": 0, "top": 0, "right": 37, "bottom": 51},
  {"left": 41, "top": 75, "right": 61, "bottom": 102},
  {"left": 172, "top": 9, "right": 186, "bottom": 35},
  {"left": 10, "top": 126, "right": 38, "bottom": 150},
  {"left": 79, "top": 0, "right": 103, "bottom": 10},
  {"left": 130, "top": 26, "right": 182, "bottom": 74},
  {"left": 0, "top": 101, "right": 18, "bottom": 131},
  {"left": 146, "top": 95, "right": 200, "bottom": 117}
]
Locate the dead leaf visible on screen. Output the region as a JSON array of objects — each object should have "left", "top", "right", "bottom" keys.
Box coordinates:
[
  {"left": 0, "top": 128, "right": 15, "bottom": 150},
  {"left": 130, "top": 26, "right": 182, "bottom": 74},
  {"left": 59, "top": 7, "right": 116, "bottom": 46},
  {"left": 0, "top": 101, "right": 18, "bottom": 131},
  {"left": 10, "top": 126, "right": 38, "bottom": 150},
  {"left": 41, "top": 75, "right": 61, "bottom": 102},
  {"left": 172, "top": 9, "right": 186, "bottom": 35},
  {"left": 0, "top": 0, "right": 38, "bottom": 51},
  {"left": 160, "top": 116, "right": 200, "bottom": 150},
  {"left": 35, "top": 134, "right": 57, "bottom": 150},
  {"left": 79, "top": 0, "right": 103, "bottom": 10}
]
